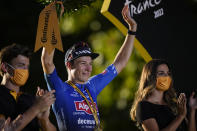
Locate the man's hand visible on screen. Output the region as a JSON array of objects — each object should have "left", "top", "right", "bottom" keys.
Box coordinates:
[
  {"left": 36, "top": 87, "right": 57, "bottom": 131},
  {"left": 0, "top": 115, "right": 23, "bottom": 131},
  {"left": 122, "top": 5, "right": 137, "bottom": 31},
  {"left": 36, "top": 87, "right": 52, "bottom": 120},
  {"left": 33, "top": 87, "right": 56, "bottom": 113}
]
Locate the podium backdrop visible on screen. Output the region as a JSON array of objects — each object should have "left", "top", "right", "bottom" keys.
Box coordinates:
[{"left": 101, "top": 0, "right": 197, "bottom": 96}]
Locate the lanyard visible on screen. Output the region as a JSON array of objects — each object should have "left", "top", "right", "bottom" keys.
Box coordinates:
[{"left": 67, "top": 81, "right": 99, "bottom": 126}]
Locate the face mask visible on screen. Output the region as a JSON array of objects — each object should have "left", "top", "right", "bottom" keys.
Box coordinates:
[
  {"left": 156, "top": 76, "right": 172, "bottom": 91},
  {"left": 7, "top": 63, "right": 29, "bottom": 86}
]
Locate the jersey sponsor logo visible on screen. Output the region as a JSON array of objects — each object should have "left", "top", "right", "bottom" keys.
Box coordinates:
[
  {"left": 74, "top": 100, "right": 97, "bottom": 115},
  {"left": 70, "top": 91, "right": 79, "bottom": 97},
  {"left": 77, "top": 118, "right": 96, "bottom": 125},
  {"left": 73, "top": 111, "right": 85, "bottom": 115}
]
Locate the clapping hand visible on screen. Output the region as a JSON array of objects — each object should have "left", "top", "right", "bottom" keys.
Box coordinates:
[
  {"left": 0, "top": 115, "right": 23, "bottom": 131},
  {"left": 189, "top": 92, "right": 197, "bottom": 111},
  {"left": 36, "top": 87, "right": 55, "bottom": 120},
  {"left": 177, "top": 93, "right": 187, "bottom": 118}
]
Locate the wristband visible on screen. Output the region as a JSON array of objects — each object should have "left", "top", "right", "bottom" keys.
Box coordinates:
[{"left": 128, "top": 30, "right": 136, "bottom": 35}]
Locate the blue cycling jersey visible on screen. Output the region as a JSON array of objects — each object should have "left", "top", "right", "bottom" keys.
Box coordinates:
[{"left": 44, "top": 64, "right": 117, "bottom": 131}]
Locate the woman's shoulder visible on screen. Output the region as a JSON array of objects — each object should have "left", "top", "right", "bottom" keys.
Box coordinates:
[
  {"left": 137, "top": 100, "right": 156, "bottom": 113},
  {"left": 136, "top": 100, "right": 157, "bottom": 123}
]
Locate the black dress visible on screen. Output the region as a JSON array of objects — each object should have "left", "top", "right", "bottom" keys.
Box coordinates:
[{"left": 136, "top": 101, "right": 186, "bottom": 131}]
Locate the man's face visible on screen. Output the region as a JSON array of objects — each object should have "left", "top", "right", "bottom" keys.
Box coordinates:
[
  {"left": 8, "top": 55, "right": 30, "bottom": 75},
  {"left": 70, "top": 56, "right": 92, "bottom": 84}
]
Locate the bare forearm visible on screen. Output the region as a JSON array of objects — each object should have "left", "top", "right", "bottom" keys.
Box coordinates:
[
  {"left": 113, "top": 5, "right": 137, "bottom": 74},
  {"left": 113, "top": 34, "right": 135, "bottom": 74},
  {"left": 188, "top": 109, "right": 196, "bottom": 131},
  {"left": 41, "top": 47, "right": 55, "bottom": 74},
  {"left": 15, "top": 105, "right": 40, "bottom": 131},
  {"left": 161, "top": 115, "right": 185, "bottom": 131},
  {"left": 39, "top": 119, "right": 57, "bottom": 131}
]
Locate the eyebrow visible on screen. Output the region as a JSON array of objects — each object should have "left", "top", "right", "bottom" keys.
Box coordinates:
[
  {"left": 17, "top": 63, "right": 26, "bottom": 65},
  {"left": 157, "top": 71, "right": 171, "bottom": 74},
  {"left": 78, "top": 60, "right": 93, "bottom": 64},
  {"left": 16, "top": 62, "right": 29, "bottom": 67},
  {"left": 78, "top": 60, "right": 86, "bottom": 63}
]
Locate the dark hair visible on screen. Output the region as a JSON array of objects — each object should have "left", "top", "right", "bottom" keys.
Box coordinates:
[{"left": 0, "top": 43, "right": 31, "bottom": 76}]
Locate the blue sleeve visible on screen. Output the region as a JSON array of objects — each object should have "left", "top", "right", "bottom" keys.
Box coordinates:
[
  {"left": 44, "top": 68, "right": 66, "bottom": 92},
  {"left": 89, "top": 64, "right": 117, "bottom": 96}
]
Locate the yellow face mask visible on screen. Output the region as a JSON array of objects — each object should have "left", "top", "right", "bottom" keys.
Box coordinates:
[
  {"left": 156, "top": 76, "right": 172, "bottom": 91},
  {"left": 6, "top": 63, "right": 29, "bottom": 86},
  {"left": 11, "top": 69, "right": 29, "bottom": 86}
]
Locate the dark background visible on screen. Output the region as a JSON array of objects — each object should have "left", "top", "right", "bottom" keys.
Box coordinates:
[
  {"left": 103, "top": 0, "right": 197, "bottom": 129},
  {"left": 1, "top": 0, "right": 197, "bottom": 130},
  {"left": 108, "top": 0, "right": 197, "bottom": 97}
]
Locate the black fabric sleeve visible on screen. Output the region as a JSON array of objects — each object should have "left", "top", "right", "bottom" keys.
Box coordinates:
[
  {"left": 136, "top": 101, "right": 156, "bottom": 123},
  {"left": 0, "top": 87, "right": 16, "bottom": 119}
]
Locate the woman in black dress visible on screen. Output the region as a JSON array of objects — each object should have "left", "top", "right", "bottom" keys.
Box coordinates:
[{"left": 130, "top": 59, "right": 197, "bottom": 131}]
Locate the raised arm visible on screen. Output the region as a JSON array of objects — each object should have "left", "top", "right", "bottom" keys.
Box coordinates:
[
  {"left": 41, "top": 48, "right": 55, "bottom": 74},
  {"left": 113, "top": 5, "right": 137, "bottom": 74}
]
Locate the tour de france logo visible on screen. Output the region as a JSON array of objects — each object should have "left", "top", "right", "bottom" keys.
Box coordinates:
[{"left": 125, "top": 0, "right": 164, "bottom": 19}]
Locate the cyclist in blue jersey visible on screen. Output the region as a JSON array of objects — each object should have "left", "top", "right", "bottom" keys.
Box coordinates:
[{"left": 41, "top": 5, "right": 137, "bottom": 131}]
